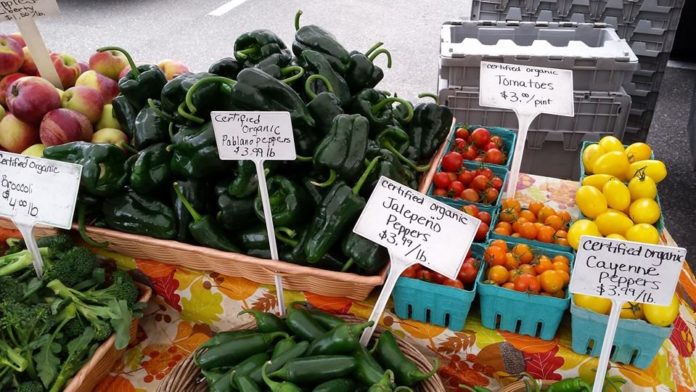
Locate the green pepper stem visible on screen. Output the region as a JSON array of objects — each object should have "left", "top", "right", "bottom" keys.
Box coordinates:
[
  {"left": 235, "top": 47, "right": 258, "bottom": 60},
  {"left": 368, "top": 48, "right": 392, "bottom": 68},
  {"left": 294, "top": 10, "right": 303, "bottom": 31},
  {"left": 394, "top": 387, "right": 414, "bottom": 392},
  {"left": 418, "top": 92, "right": 438, "bottom": 104},
  {"left": 262, "top": 362, "right": 280, "bottom": 390},
  {"left": 280, "top": 65, "right": 305, "bottom": 84},
  {"left": 371, "top": 97, "right": 414, "bottom": 123},
  {"left": 365, "top": 42, "right": 384, "bottom": 57},
  {"left": 304, "top": 74, "right": 334, "bottom": 100},
  {"left": 177, "top": 102, "right": 205, "bottom": 124},
  {"left": 310, "top": 169, "right": 337, "bottom": 188},
  {"left": 341, "top": 258, "right": 355, "bottom": 272},
  {"left": 173, "top": 182, "right": 202, "bottom": 222},
  {"left": 349, "top": 320, "right": 374, "bottom": 335},
  {"left": 276, "top": 231, "right": 299, "bottom": 247},
  {"left": 168, "top": 122, "right": 175, "bottom": 139},
  {"left": 353, "top": 156, "right": 380, "bottom": 195},
  {"left": 410, "top": 357, "right": 440, "bottom": 381},
  {"left": 147, "top": 98, "right": 175, "bottom": 123},
  {"left": 382, "top": 141, "right": 430, "bottom": 172},
  {"left": 185, "top": 76, "right": 237, "bottom": 114},
  {"left": 78, "top": 203, "right": 108, "bottom": 248},
  {"left": 295, "top": 154, "right": 313, "bottom": 162},
  {"left": 97, "top": 46, "right": 139, "bottom": 78},
  {"left": 275, "top": 227, "right": 296, "bottom": 238},
  {"left": 118, "top": 141, "right": 138, "bottom": 154}
]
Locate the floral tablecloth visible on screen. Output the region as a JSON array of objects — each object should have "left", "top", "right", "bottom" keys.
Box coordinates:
[{"left": 90, "top": 174, "right": 696, "bottom": 392}]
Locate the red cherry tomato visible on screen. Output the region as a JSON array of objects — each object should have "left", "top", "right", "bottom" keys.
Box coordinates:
[
  {"left": 483, "top": 187, "right": 499, "bottom": 204},
  {"left": 484, "top": 148, "right": 505, "bottom": 165},
  {"left": 471, "top": 175, "right": 489, "bottom": 191},
  {"left": 490, "top": 176, "right": 503, "bottom": 190},
  {"left": 458, "top": 262, "right": 479, "bottom": 286},
  {"left": 463, "top": 146, "right": 478, "bottom": 161},
  {"left": 490, "top": 136, "right": 503, "bottom": 148},
  {"left": 448, "top": 181, "right": 464, "bottom": 196},
  {"left": 441, "top": 151, "right": 463, "bottom": 172},
  {"left": 471, "top": 128, "right": 491, "bottom": 148},
  {"left": 460, "top": 188, "right": 479, "bottom": 202},
  {"left": 442, "top": 278, "right": 465, "bottom": 289},
  {"left": 454, "top": 138, "right": 466, "bottom": 151},
  {"left": 457, "top": 170, "right": 474, "bottom": 186},
  {"left": 475, "top": 222, "right": 489, "bottom": 241},
  {"left": 485, "top": 142, "right": 499, "bottom": 151},
  {"left": 477, "top": 167, "right": 493, "bottom": 179},
  {"left": 462, "top": 204, "right": 480, "bottom": 217},
  {"left": 455, "top": 127, "right": 469, "bottom": 140},
  {"left": 432, "top": 172, "right": 451, "bottom": 189},
  {"left": 402, "top": 264, "right": 422, "bottom": 278},
  {"left": 478, "top": 211, "right": 491, "bottom": 225},
  {"left": 433, "top": 188, "right": 447, "bottom": 196}
]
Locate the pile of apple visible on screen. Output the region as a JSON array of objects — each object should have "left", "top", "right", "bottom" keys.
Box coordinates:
[{"left": 0, "top": 33, "right": 190, "bottom": 155}]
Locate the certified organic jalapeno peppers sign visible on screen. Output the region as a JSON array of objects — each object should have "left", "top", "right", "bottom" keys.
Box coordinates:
[
  {"left": 569, "top": 236, "right": 686, "bottom": 392},
  {"left": 479, "top": 61, "right": 574, "bottom": 197},
  {"left": 354, "top": 176, "right": 480, "bottom": 345},
  {"left": 0, "top": 151, "right": 81, "bottom": 276},
  {"left": 212, "top": 111, "right": 295, "bottom": 315}
]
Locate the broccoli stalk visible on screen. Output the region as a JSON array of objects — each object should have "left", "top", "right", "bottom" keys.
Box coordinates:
[
  {"left": 0, "top": 248, "right": 49, "bottom": 276},
  {"left": 0, "top": 302, "right": 51, "bottom": 379},
  {"left": 35, "top": 303, "right": 77, "bottom": 388},
  {"left": 48, "top": 327, "right": 95, "bottom": 392},
  {"left": 0, "top": 339, "right": 27, "bottom": 373}
]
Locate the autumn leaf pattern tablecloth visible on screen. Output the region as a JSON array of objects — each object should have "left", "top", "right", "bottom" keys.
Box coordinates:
[{"left": 81, "top": 174, "right": 696, "bottom": 392}]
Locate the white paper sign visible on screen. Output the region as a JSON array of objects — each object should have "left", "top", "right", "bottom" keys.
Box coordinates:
[
  {"left": 353, "top": 176, "right": 480, "bottom": 280},
  {"left": 0, "top": 152, "right": 81, "bottom": 229},
  {"left": 0, "top": 0, "right": 59, "bottom": 21},
  {"left": 570, "top": 236, "right": 686, "bottom": 306},
  {"left": 211, "top": 111, "right": 296, "bottom": 161},
  {"left": 479, "top": 61, "right": 575, "bottom": 117}
]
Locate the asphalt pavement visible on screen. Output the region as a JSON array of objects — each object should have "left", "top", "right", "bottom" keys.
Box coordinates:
[{"left": 0, "top": 0, "right": 693, "bottom": 262}]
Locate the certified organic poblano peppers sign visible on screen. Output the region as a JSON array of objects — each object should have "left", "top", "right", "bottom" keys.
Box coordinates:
[{"left": 211, "top": 111, "right": 296, "bottom": 161}]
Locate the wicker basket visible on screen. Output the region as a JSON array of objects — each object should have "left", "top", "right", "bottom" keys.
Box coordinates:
[
  {"left": 64, "top": 283, "right": 153, "bottom": 392},
  {"left": 156, "top": 314, "right": 445, "bottom": 392},
  {"left": 499, "top": 379, "right": 555, "bottom": 391}
]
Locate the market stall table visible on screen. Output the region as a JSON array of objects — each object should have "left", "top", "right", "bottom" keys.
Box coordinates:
[{"left": 82, "top": 174, "right": 696, "bottom": 392}]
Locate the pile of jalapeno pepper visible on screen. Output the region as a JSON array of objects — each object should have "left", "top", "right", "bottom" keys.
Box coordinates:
[
  {"left": 194, "top": 303, "right": 437, "bottom": 391},
  {"left": 41, "top": 10, "right": 453, "bottom": 276}
]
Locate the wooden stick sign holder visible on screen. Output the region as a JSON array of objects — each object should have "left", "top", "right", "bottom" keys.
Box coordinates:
[
  {"left": 211, "top": 111, "right": 297, "bottom": 316},
  {"left": 478, "top": 61, "right": 574, "bottom": 197},
  {"left": 352, "top": 176, "right": 481, "bottom": 345}
]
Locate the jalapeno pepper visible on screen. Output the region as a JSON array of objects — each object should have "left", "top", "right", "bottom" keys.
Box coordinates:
[
  {"left": 368, "top": 370, "right": 396, "bottom": 392},
  {"left": 210, "top": 352, "right": 268, "bottom": 392},
  {"left": 195, "top": 331, "right": 288, "bottom": 370},
  {"left": 285, "top": 303, "right": 327, "bottom": 340},
  {"left": 239, "top": 309, "right": 288, "bottom": 333},
  {"left": 546, "top": 378, "right": 591, "bottom": 392},
  {"left": 199, "top": 330, "right": 258, "bottom": 350},
  {"left": 271, "top": 337, "right": 297, "bottom": 359},
  {"left": 97, "top": 47, "right": 166, "bottom": 110},
  {"left": 236, "top": 375, "right": 262, "bottom": 392},
  {"left": 249, "top": 340, "right": 309, "bottom": 384},
  {"left": 307, "top": 320, "right": 373, "bottom": 356},
  {"left": 313, "top": 378, "right": 357, "bottom": 392},
  {"left": 262, "top": 362, "right": 302, "bottom": 392},
  {"left": 305, "top": 308, "right": 345, "bottom": 330},
  {"left": 269, "top": 355, "right": 356, "bottom": 384},
  {"left": 372, "top": 331, "right": 439, "bottom": 387},
  {"left": 174, "top": 182, "right": 240, "bottom": 252},
  {"left": 355, "top": 344, "right": 386, "bottom": 386}
]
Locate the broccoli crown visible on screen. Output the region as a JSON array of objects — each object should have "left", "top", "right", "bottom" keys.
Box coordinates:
[
  {"left": 93, "top": 320, "right": 113, "bottom": 342},
  {"left": 36, "top": 234, "right": 73, "bottom": 254},
  {"left": 16, "top": 380, "right": 44, "bottom": 392},
  {"left": 104, "top": 270, "right": 139, "bottom": 306},
  {"left": 0, "top": 277, "right": 24, "bottom": 303},
  {"left": 62, "top": 317, "right": 86, "bottom": 340},
  {"left": 44, "top": 247, "right": 97, "bottom": 287},
  {"left": 0, "top": 302, "right": 51, "bottom": 346}
]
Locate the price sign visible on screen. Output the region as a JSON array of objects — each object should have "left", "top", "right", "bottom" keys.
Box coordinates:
[
  {"left": 569, "top": 235, "right": 686, "bottom": 392},
  {"left": 0, "top": 152, "right": 81, "bottom": 228},
  {"left": 479, "top": 61, "right": 574, "bottom": 197},
  {"left": 211, "top": 111, "right": 296, "bottom": 161},
  {"left": 570, "top": 236, "right": 686, "bottom": 306},
  {"left": 0, "top": 0, "right": 59, "bottom": 21},
  {"left": 355, "top": 176, "right": 480, "bottom": 345}
]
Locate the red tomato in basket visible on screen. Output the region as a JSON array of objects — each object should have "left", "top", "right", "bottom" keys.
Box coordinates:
[
  {"left": 441, "top": 151, "right": 463, "bottom": 172},
  {"left": 471, "top": 128, "right": 491, "bottom": 147}
]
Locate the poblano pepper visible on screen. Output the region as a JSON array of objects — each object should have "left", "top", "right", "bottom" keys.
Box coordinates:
[
  {"left": 255, "top": 53, "right": 305, "bottom": 84},
  {"left": 228, "top": 160, "right": 260, "bottom": 198},
  {"left": 293, "top": 10, "right": 351, "bottom": 73},
  {"left": 133, "top": 103, "right": 169, "bottom": 149},
  {"left": 180, "top": 76, "right": 238, "bottom": 122},
  {"left": 377, "top": 126, "right": 429, "bottom": 172},
  {"left": 172, "top": 180, "right": 209, "bottom": 242},
  {"left": 169, "top": 122, "right": 229, "bottom": 179},
  {"left": 365, "top": 148, "right": 416, "bottom": 193},
  {"left": 174, "top": 182, "right": 240, "bottom": 252},
  {"left": 346, "top": 42, "right": 391, "bottom": 93},
  {"left": 43, "top": 141, "right": 128, "bottom": 197},
  {"left": 253, "top": 176, "right": 311, "bottom": 227},
  {"left": 98, "top": 46, "right": 166, "bottom": 110},
  {"left": 101, "top": 190, "right": 177, "bottom": 239},
  {"left": 407, "top": 93, "right": 454, "bottom": 161},
  {"left": 350, "top": 88, "right": 413, "bottom": 131},
  {"left": 160, "top": 72, "right": 214, "bottom": 115},
  {"left": 304, "top": 156, "right": 379, "bottom": 263},
  {"left": 209, "top": 57, "right": 243, "bottom": 79},
  {"left": 301, "top": 49, "right": 351, "bottom": 104},
  {"left": 111, "top": 95, "right": 137, "bottom": 137},
  {"left": 238, "top": 225, "right": 298, "bottom": 251},
  {"left": 313, "top": 113, "right": 369, "bottom": 183},
  {"left": 234, "top": 29, "right": 291, "bottom": 65},
  {"left": 128, "top": 142, "right": 171, "bottom": 194},
  {"left": 217, "top": 193, "right": 257, "bottom": 231},
  {"left": 304, "top": 74, "right": 343, "bottom": 132},
  {"left": 341, "top": 232, "right": 388, "bottom": 274}
]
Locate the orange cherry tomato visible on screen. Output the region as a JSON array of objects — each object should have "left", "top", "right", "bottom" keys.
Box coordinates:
[
  {"left": 544, "top": 215, "right": 564, "bottom": 231},
  {"left": 553, "top": 255, "right": 570, "bottom": 265},
  {"left": 556, "top": 270, "right": 570, "bottom": 285},
  {"left": 519, "top": 209, "right": 537, "bottom": 223},
  {"left": 558, "top": 210, "right": 572, "bottom": 226},
  {"left": 553, "top": 261, "right": 570, "bottom": 273},
  {"left": 484, "top": 246, "right": 506, "bottom": 266},
  {"left": 540, "top": 270, "right": 565, "bottom": 293},
  {"left": 511, "top": 217, "right": 528, "bottom": 233},
  {"left": 555, "top": 230, "right": 568, "bottom": 239},
  {"left": 528, "top": 201, "right": 544, "bottom": 216},
  {"left": 502, "top": 282, "right": 515, "bottom": 290},
  {"left": 514, "top": 274, "right": 541, "bottom": 293},
  {"left": 555, "top": 238, "right": 570, "bottom": 247},
  {"left": 487, "top": 265, "right": 510, "bottom": 285},
  {"left": 519, "top": 264, "right": 536, "bottom": 276},
  {"left": 519, "top": 222, "right": 539, "bottom": 240},
  {"left": 496, "top": 221, "right": 512, "bottom": 232},
  {"left": 501, "top": 198, "right": 522, "bottom": 213},
  {"left": 537, "top": 206, "right": 557, "bottom": 223},
  {"left": 512, "top": 244, "right": 534, "bottom": 264},
  {"left": 511, "top": 232, "right": 521, "bottom": 238},
  {"left": 534, "top": 255, "right": 553, "bottom": 275},
  {"left": 536, "top": 225, "right": 556, "bottom": 243},
  {"left": 505, "top": 252, "right": 520, "bottom": 270},
  {"left": 494, "top": 227, "right": 511, "bottom": 236},
  {"left": 499, "top": 208, "right": 519, "bottom": 223},
  {"left": 489, "top": 239, "right": 508, "bottom": 252}
]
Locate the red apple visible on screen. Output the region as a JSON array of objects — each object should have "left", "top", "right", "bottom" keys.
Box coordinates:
[
  {"left": 0, "top": 35, "right": 24, "bottom": 76},
  {"left": 0, "top": 113, "right": 39, "bottom": 152},
  {"left": 118, "top": 66, "right": 131, "bottom": 80},
  {"left": 0, "top": 72, "right": 25, "bottom": 105},
  {"left": 50, "top": 52, "right": 82, "bottom": 88},
  {"left": 95, "top": 104, "right": 121, "bottom": 130},
  {"left": 157, "top": 59, "right": 190, "bottom": 81},
  {"left": 79, "top": 62, "right": 89, "bottom": 73},
  {"left": 75, "top": 70, "right": 118, "bottom": 104},
  {"left": 89, "top": 49, "right": 128, "bottom": 80},
  {"left": 65, "top": 109, "right": 93, "bottom": 141},
  {"left": 8, "top": 33, "right": 25, "bottom": 48},
  {"left": 18, "top": 47, "right": 37, "bottom": 76},
  {"left": 6, "top": 76, "right": 61, "bottom": 124},
  {"left": 40, "top": 108, "right": 92, "bottom": 146},
  {"left": 92, "top": 128, "right": 128, "bottom": 146},
  {"left": 61, "top": 86, "right": 104, "bottom": 123}
]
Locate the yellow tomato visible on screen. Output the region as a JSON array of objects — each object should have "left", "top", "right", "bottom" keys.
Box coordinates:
[
  {"left": 620, "top": 302, "right": 644, "bottom": 319},
  {"left": 595, "top": 210, "right": 634, "bottom": 236},
  {"left": 582, "top": 144, "right": 605, "bottom": 174},
  {"left": 602, "top": 178, "right": 631, "bottom": 211},
  {"left": 627, "top": 160, "right": 667, "bottom": 183},
  {"left": 628, "top": 175, "right": 657, "bottom": 200},
  {"left": 598, "top": 135, "right": 624, "bottom": 153},
  {"left": 593, "top": 151, "right": 630, "bottom": 180},
  {"left": 624, "top": 142, "right": 652, "bottom": 163},
  {"left": 606, "top": 233, "right": 626, "bottom": 240},
  {"left": 582, "top": 174, "right": 614, "bottom": 190},
  {"left": 643, "top": 294, "right": 680, "bottom": 327},
  {"left": 567, "top": 219, "right": 601, "bottom": 250},
  {"left": 629, "top": 198, "right": 661, "bottom": 225},
  {"left": 574, "top": 294, "right": 613, "bottom": 315},
  {"left": 575, "top": 185, "right": 608, "bottom": 218},
  {"left": 625, "top": 223, "right": 660, "bottom": 244}
]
